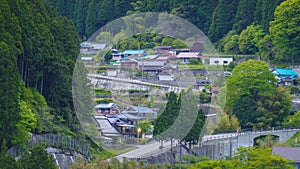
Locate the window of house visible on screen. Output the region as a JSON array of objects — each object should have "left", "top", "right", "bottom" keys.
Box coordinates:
[
  {"left": 223, "top": 61, "right": 228, "bottom": 64},
  {"left": 214, "top": 61, "right": 219, "bottom": 64}
]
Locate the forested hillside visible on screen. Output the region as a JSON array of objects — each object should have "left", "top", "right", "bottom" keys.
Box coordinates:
[
  {"left": 47, "top": 0, "right": 281, "bottom": 41},
  {"left": 47, "top": 0, "right": 299, "bottom": 65},
  {"left": 0, "top": 0, "right": 80, "bottom": 148}
]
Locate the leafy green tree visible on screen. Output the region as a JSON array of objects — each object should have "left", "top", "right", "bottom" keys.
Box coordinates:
[
  {"left": 136, "top": 119, "right": 152, "bottom": 135},
  {"left": 284, "top": 110, "right": 300, "bottom": 127},
  {"left": 256, "top": 34, "right": 276, "bottom": 63},
  {"left": 226, "top": 60, "right": 277, "bottom": 107},
  {"left": 224, "top": 34, "right": 239, "bottom": 54},
  {"left": 238, "top": 24, "right": 266, "bottom": 54},
  {"left": 256, "top": 86, "right": 292, "bottom": 128},
  {"left": 0, "top": 141, "right": 18, "bottom": 169},
  {"left": 215, "top": 113, "right": 240, "bottom": 133},
  {"left": 232, "top": 147, "right": 294, "bottom": 169},
  {"left": 17, "top": 145, "right": 57, "bottom": 169},
  {"left": 96, "top": 32, "right": 113, "bottom": 45},
  {"left": 269, "top": 0, "right": 300, "bottom": 65},
  {"left": 232, "top": 0, "right": 257, "bottom": 34},
  {"left": 226, "top": 60, "right": 279, "bottom": 128},
  {"left": 232, "top": 95, "right": 259, "bottom": 129},
  {"left": 14, "top": 100, "right": 37, "bottom": 144}
]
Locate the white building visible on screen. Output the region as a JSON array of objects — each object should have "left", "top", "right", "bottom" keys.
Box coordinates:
[{"left": 209, "top": 57, "right": 233, "bottom": 65}]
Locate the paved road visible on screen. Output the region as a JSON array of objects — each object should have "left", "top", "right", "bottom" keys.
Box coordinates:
[{"left": 114, "top": 140, "right": 172, "bottom": 162}]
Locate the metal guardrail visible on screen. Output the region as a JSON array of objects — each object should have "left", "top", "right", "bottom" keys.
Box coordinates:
[{"left": 202, "top": 127, "right": 300, "bottom": 142}]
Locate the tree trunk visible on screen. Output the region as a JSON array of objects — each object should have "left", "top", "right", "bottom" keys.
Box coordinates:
[
  {"left": 40, "top": 73, "right": 44, "bottom": 95},
  {"left": 170, "top": 138, "right": 173, "bottom": 169},
  {"left": 179, "top": 142, "right": 182, "bottom": 169},
  {"left": 160, "top": 140, "right": 163, "bottom": 169},
  {"left": 188, "top": 143, "right": 191, "bottom": 168}
]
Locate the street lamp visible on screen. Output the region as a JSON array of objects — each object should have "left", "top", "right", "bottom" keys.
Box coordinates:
[{"left": 137, "top": 127, "right": 142, "bottom": 145}]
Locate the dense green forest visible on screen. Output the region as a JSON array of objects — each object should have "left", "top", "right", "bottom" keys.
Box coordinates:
[
  {"left": 47, "top": 0, "right": 300, "bottom": 65},
  {"left": 0, "top": 0, "right": 299, "bottom": 167},
  {"left": 0, "top": 0, "right": 81, "bottom": 148},
  {"left": 46, "top": 0, "right": 282, "bottom": 40}
]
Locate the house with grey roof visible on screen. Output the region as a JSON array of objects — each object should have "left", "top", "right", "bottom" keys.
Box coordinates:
[
  {"left": 95, "top": 103, "right": 120, "bottom": 115},
  {"left": 177, "top": 52, "right": 202, "bottom": 63},
  {"left": 138, "top": 61, "right": 166, "bottom": 75},
  {"left": 272, "top": 146, "right": 300, "bottom": 169},
  {"left": 121, "top": 106, "right": 157, "bottom": 125},
  {"left": 80, "top": 42, "right": 108, "bottom": 55}
]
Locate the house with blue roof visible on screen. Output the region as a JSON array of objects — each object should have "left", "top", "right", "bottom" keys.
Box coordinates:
[
  {"left": 272, "top": 68, "right": 299, "bottom": 79},
  {"left": 272, "top": 68, "right": 299, "bottom": 86},
  {"left": 122, "top": 50, "right": 145, "bottom": 57}
]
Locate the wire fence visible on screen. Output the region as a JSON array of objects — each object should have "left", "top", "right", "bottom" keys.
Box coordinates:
[{"left": 8, "top": 134, "right": 89, "bottom": 159}]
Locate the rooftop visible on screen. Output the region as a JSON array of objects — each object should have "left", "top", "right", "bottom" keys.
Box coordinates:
[
  {"left": 95, "top": 103, "right": 116, "bottom": 109},
  {"left": 138, "top": 61, "right": 166, "bottom": 67},
  {"left": 177, "top": 52, "right": 201, "bottom": 58},
  {"left": 272, "top": 68, "right": 299, "bottom": 78},
  {"left": 272, "top": 146, "right": 300, "bottom": 162},
  {"left": 154, "top": 46, "right": 173, "bottom": 50},
  {"left": 124, "top": 106, "right": 156, "bottom": 114},
  {"left": 144, "top": 55, "right": 159, "bottom": 60},
  {"left": 81, "top": 57, "right": 94, "bottom": 61},
  {"left": 122, "top": 50, "right": 145, "bottom": 55}
]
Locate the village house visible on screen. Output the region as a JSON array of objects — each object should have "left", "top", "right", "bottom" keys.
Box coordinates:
[
  {"left": 80, "top": 42, "right": 107, "bottom": 55},
  {"left": 209, "top": 57, "right": 233, "bottom": 65},
  {"left": 120, "top": 59, "right": 138, "bottom": 70},
  {"left": 169, "top": 49, "right": 191, "bottom": 56},
  {"left": 138, "top": 60, "right": 166, "bottom": 75},
  {"left": 272, "top": 68, "right": 299, "bottom": 86},
  {"left": 122, "top": 50, "right": 145, "bottom": 58},
  {"left": 120, "top": 106, "right": 157, "bottom": 125},
  {"left": 111, "top": 49, "right": 123, "bottom": 61},
  {"left": 154, "top": 46, "right": 173, "bottom": 55},
  {"left": 95, "top": 103, "right": 121, "bottom": 115},
  {"left": 176, "top": 52, "right": 202, "bottom": 63}
]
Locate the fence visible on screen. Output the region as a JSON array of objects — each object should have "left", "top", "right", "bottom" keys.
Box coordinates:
[{"left": 8, "top": 134, "right": 89, "bottom": 159}]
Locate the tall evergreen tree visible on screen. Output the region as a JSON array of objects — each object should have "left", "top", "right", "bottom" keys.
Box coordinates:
[
  {"left": 74, "top": 0, "right": 91, "bottom": 39},
  {"left": 153, "top": 91, "right": 179, "bottom": 141},
  {"left": 254, "top": 0, "right": 284, "bottom": 32},
  {"left": 208, "top": 0, "right": 239, "bottom": 42},
  {"left": 232, "top": 0, "right": 257, "bottom": 34}
]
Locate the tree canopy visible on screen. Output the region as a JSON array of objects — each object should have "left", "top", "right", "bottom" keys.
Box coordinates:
[
  {"left": 226, "top": 60, "right": 292, "bottom": 129},
  {"left": 269, "top": 0, "right": 300, "bottom": 65}
]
